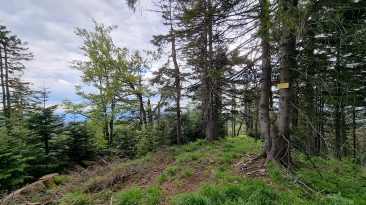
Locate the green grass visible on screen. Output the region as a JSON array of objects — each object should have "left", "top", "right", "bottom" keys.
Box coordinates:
[
  {"left": 166, "top": 166, "right": 178, "bottom": 176},
  {"left": 114, "top": 185, "right": 163, "bottom": 205},
  {"left": 157, "top": 173, "right": 168, "bottom": 184},
  {"left": 54, "top": 175, "right": 67, "bottom": 186},
  {"left": 296, "top": 155, "right": 366, "bottom": 204},
  {"left": 182, "top": 168, "right": 194, "bottom": 177},
  {"left": 59, "top": 191, "right": 94, "bottom": 205},
  {"left": 171, "top": 179, "right": 305, "bottom": 205},
  {"left": 37, "top": 135, "right": 366, "bottom": 205}
]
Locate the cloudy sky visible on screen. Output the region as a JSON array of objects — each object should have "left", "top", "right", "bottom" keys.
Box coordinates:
[{"left": 0, "top": 0, "right": 164, "bottom": 107}]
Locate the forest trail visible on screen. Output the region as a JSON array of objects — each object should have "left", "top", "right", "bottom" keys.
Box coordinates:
[{"left": 3, "top": 136, "right": 366, "bottom": 204}]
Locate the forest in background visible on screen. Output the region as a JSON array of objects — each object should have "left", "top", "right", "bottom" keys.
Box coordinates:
[{"left": 1, "top": 0, "right": 365, "bottom": 195}]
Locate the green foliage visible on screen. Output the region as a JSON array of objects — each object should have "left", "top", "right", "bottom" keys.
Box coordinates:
[
  {"left": 136, "top": 127, "right": 160, "bottom": 157},
  {"left": 181, "top": 109, "right": 204, "bottom": 142},
  {"left": 63, "top": 122, "right": 96, "bottom": 163},
  {"left": 115, "top": 185, "right": 163, "bottom": 205},
  {"left": 113, "top": 125, "right": 138, "bottom": 157},
  {"left": 0, "top": 130, "right": 32, "bottom": 191}
]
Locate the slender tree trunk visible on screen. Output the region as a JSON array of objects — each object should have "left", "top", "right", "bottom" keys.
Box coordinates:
[
  {"left": 236, "top": 122, "right": 242, "bottom": 136},
  {"left": 4, "top": 43, "right": 11, "bottom": 118},
  {"left": 259, "top": 0, "right": 272, "bottom": 156},
  {"left": 109, "top": 101, "right": 115, "bottom": 146},
  {"left": 232, "top": 96, "right": 236, "bottom": 137},
  {"left": 171, "top": 20, "right": 182, "bottom": 145},
  {"left": 352, "top": 94, "right": 357, "bottom": 160},
  {"left": 0, "top": 46, "right": 6, "bottom": 115},
  {"left": 147, "top": 98, "right": 153, "bottom": 127},
  {"left": 266, "top": 0, "right": 297, "bottom": 167},
  {"left": 334, "top": 40, "right": 342, "bottom": 159},
  {"left": 304, "top": 27, "right": 317, "bottom": 154},
  {"left": 204, "top": 0, "right": 216, "bottom": 141},
  {"left": 138, "top": 93, "right": 147, "bottom": 125}
]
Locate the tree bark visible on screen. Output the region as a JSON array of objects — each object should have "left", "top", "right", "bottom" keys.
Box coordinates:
[
  {"left": 259, "top": 0, "right": 272, "bottom": 156},
  {"left": 0, "top": 45, "right": 6, "bottom": 115},
  {"left": 204, "top": 0, "right": 217, "bottom": 141},
  {"left": 352, "top": 94, "right": 357, "bottom": 160},
  {"left": 170, "top": 17, "right": 182, "bottom": 145},
  {"left": 4, "top": 43, "right": 11, "bottom": 118},
  {"left": 334, "top": 40, "right": 342, "bottom": 159},
  {"left": 266, "top": 0, "right": 297, "bottom": 167}
]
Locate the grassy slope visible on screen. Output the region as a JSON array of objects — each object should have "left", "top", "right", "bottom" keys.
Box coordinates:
[{"left": 29, "top": 136, "right": 366, "bottom": 205}]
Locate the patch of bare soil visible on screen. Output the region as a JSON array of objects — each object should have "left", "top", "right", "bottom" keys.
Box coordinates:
[{"left": 234, "top": 154, "right": 270, "bottom": 181}]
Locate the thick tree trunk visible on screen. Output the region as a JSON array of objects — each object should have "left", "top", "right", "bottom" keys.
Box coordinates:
[
  {"left": 266, "top": 0, "right": 297, "bottom": 167},
  {"left": 259, "top": 0, "right": 272, "bottom": 156}
]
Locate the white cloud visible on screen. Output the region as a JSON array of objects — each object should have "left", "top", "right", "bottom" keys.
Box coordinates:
[{"left": 0, "top": 0, "right": 165, "bottom": 105}]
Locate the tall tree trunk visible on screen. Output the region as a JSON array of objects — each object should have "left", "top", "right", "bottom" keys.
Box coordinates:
[
  {"left": 304, "top": 26, "right": 317, "bottom": 154},
  {"left": 4, "top": 43, "right": 10, "bottom": 118},
  {"left": 334, "top": 40, "right": 342, "bottom": 159},
  {"left": 352, "top": 94, "right": 357, "bottom": 160},
  {"left": 204, "top": 0, "right": 217, "bottom": 141},
  {"left": 171, "top": 20, "right": 182, "bottom": 145},
  {"left": 0, "top": 46, "right": 6, "bottom": 115},
  {"left": 109, "top": 101, "right": 115, "bottom": 146},
  {"left": 266, "top": 0, "right": 297, "bottom": 166},
  {"left": 231, "top": 96, "right": 236, "bottom": 137},
  {"left": 259, "top": 0, "right": 272, "bottom": 156}
]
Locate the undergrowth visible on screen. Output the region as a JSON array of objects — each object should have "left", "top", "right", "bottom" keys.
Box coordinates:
[{"left": 29, "top": 136, "right": 366, "bottom": 205}]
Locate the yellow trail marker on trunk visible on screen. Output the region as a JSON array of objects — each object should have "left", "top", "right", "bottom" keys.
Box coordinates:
[{"left": 277, "top": 83, "right": 289, "bottom": 89}]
